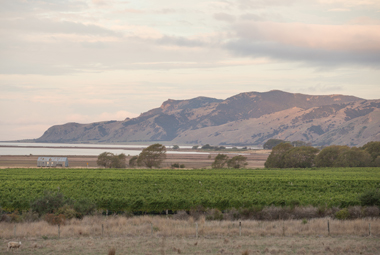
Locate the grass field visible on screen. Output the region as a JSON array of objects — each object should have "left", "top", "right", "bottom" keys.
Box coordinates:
[
  {"left": 1, "top": 167, "right": 380, "bottom": 212},
  {"left": 1, "top": 216, "right": 379, "bottom": 254}
]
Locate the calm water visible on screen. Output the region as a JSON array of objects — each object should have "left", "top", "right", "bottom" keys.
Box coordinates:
[{"left": 0, "top": 142, "right": 209, "bottom": 156}]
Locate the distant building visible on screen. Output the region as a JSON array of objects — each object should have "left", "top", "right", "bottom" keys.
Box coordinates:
[{"left": 37, "top": 157, "right": 68, "bottom": 167}]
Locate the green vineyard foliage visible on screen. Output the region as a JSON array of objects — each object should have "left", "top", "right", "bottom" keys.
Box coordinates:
[{"left": 0, "top": 168, "right": 379, "bottom": 212}]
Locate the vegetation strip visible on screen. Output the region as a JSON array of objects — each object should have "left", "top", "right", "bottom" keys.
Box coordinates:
[{"left": 1, "top": 168, "right": 380, "bottom": 212}]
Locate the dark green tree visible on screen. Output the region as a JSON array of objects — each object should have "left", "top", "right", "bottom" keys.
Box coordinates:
[
  {"left": 263, "top": 139, "right": 286, "bottom": 149},
  {"left": 137, "top": 143, "right": 167, "bottom": 168},
  {"left": 291, "top": 140, "right": 311, "bottom": 147},
  {"left": 227, "top": 155, "right": 248, "bottom": 169},
  {"left": 212, "top": 154, "right": 229, "bottom": 169},
  {"left": 172, "top": 145, "right": 179, "bottom": 150},
  {"left": 315, "top": 145, "right": 350, "bottom": 167},
  {"left": 97, "top": 152, "right": 114, "bottom": 168},
  {"left": 128, "top": 156, "right": 138, "bottom": 167},
  {"left": 264, "top": 143, "right": 293, "bottom": 168},
  {"left": 333, "top": 147, "right": 371, "bottom": 167},
  {"left": 192, "top": 145, "right": 199, "bottom": 149},
  {"left": 282, "top": 146, "right": 320, "bottom": 168},
  {"left": 97, "top": 152, "right": 126, "bottom": 168},
  {"left": 361, "top": 141, "right": 380, "bottom": 163}
]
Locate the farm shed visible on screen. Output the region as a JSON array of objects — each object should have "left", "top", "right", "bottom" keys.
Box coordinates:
[{"left": 37, "top": 157, "right": 68, "bottom": 167}]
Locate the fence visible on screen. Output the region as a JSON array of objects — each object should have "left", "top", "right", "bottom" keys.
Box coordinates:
[{"left": 1, "top": 216, "right": 379, "bottom": 240}]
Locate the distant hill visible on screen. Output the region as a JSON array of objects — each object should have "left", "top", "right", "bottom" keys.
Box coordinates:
[{"left": 35, "top": 90, "right": 380, "bottom": 146}]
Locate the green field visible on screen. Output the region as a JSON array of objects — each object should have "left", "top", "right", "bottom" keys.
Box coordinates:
[{"left": 1, "top": 168, "right": 380, "bottom": 212}]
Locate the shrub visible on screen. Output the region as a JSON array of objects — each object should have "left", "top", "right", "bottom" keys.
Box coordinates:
[
  {"left": 359, "top": 190, "right": 380, "bottom": 207},
  {"left": 56, "top": 205, "right": 77, "bottom": 220},
  {"left": 73, "top": 199, "right": 96, "bottom": 219},
  {"left": 97, "top": 152, "right": 127, "bottom": 168},
  {"left": 44, "top": 213, "right": 65, "bottom": 225},
  {"left": 335, "top": 208, "right": 349, "bottom": 220},
  {"left": 31, "top": 191, "right": 71, "bottom": 217},
  {"left": 128, "top": 156, "right": 138, "bottom": 167},
  {"left": 20, "top": 209, "right": 39, "bottom": 222}
]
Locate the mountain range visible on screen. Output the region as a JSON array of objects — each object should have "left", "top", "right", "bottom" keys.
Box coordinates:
[{"left": 35, "top": 90, "right": 380, "bottom": 147}]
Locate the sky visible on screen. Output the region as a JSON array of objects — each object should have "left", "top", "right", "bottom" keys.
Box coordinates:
[{"left": 1, "top": 0, "right": 380, "bottom": 141}]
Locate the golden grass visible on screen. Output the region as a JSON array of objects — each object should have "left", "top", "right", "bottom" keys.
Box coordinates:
[{"left": 1, "top": 215, "right": 379, "bottom": 240}]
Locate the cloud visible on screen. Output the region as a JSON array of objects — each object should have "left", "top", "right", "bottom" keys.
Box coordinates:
[
  {"left": 214, "top": 13, "right": 236, "bottom": 22},
  {"left": 237, "top": 0, "right": 297, "bottom": 9},
  {"left": 2, "top": 18, "right": 118, "bottom": 36},
  {"left": 225, "top": 40, "right": 380, "bottom": 67},
  {"left": 230, "top": 21, "right": 380, "bottom": 51},
  {"left": 156, "top": 36, "right": 206, "bottom": 47},
  {"left": 327, "top": 8, "right": 351, "bottom": 12}
]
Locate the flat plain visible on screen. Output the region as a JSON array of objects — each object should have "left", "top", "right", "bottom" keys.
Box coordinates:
[{"left": 1, "top": 216, "right": 380, "bottom": 255}]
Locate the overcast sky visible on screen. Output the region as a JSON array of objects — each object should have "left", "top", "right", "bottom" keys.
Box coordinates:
[{"left": 1, "top": 0, "right": 380, "bottom": 141}]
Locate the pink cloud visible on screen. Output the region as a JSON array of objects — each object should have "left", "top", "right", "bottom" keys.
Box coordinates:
[{"left": 233, "top": 21, "right": 380, "bottom": 51}]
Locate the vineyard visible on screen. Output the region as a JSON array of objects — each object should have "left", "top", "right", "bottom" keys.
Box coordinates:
[{"left": 1, "top": 168, "right": 379, "bottom": 212}]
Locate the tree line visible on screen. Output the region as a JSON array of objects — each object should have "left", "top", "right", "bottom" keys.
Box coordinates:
[{"left": 265, "top": 141, "right": 380, "bottom": 168}]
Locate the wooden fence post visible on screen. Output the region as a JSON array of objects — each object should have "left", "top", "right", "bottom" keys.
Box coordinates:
[
  {"left": 151, "top": 223, "right": 153, "bottom": 236},
  {"left": 196, "top": 223, "right": 198, "bottom": 239},
  {"left": 13, "top": 224, "right": 16, "bottom": 237},
  {"left": 327, "top": 220, "right": 330, "bottom": 236},
  {"left": 102, "top": 224, "right": 104, "bottom": 238},
  {"left": 239, "top": 222, "right": 242, "bottom": 237},
  {"left": 58, "top": 224, "right": 60, "bottom": 239},
  {"left": 369, "top": 223, "right": 371, "bottom": 236}
]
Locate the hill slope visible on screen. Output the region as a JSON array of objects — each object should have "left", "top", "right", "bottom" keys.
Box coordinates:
[{"left": 35, "top": 90, "right": 380, "bottom": 146}]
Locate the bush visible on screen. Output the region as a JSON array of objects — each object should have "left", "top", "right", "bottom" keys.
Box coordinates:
[
  {"left": 97, "top": 152, "right": 126, "bottom": 168},
  {"left": 44, "top": 213, "right": 65, "bottom": 225},
  {"left": 335, "top": 208, "right": 349, "bottom": 220},
  {"left": 73, "top": 199, "right": 96, "bottom": 219},
  {"left": 31, "top": 191, "right": 71, "bottom": 217},
  {"left": 128, "top": 156, "right": 138, "bottom": 167},
  {"left": 359, "top": 190, "right": 380, "bottom": 207},
  {"left": 56, "top": 205, "right": 77, "bottom": 220}
]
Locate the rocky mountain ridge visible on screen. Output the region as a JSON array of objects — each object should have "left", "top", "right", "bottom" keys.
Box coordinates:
[{"left": 35, "top": 90, "right": 380, "bottom": 146}]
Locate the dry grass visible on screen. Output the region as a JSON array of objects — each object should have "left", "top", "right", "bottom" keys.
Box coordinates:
[
  {"left": 1, "top": 215, "right": 379, "bottom": 240},
  {"left": 0, "top": 216, "right": 380, "bottom": 254}
]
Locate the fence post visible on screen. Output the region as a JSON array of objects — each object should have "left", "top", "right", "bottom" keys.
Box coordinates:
[
  {"left": 239, "top": 222, "right": 242, "bottom": 237},
  {"left": 369, "top": 223, "right": 371, "bottom": 236},
  {"left": 327, "top": 220, "right": 330, "bottom": 236},
  {"left": 58, "top": 224, "right": 60, "bottom": 238},
  {"left": 151, "top": 223, "right": 153, "bottom": 236},
  {"left": 102, "top": 224, "right": 104, "bottom": 238},
  {"left": 106, "top": 210, "right": 108, "bottom": 218},
  {"left": 282, "top": 221, "right": 285, "bottom": 236},
  {"left": 13, "top": 224, "right": 16, "bottom": 237},
  {"left": 196, "top": 223, "right": 198, "bottom": 239}
]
